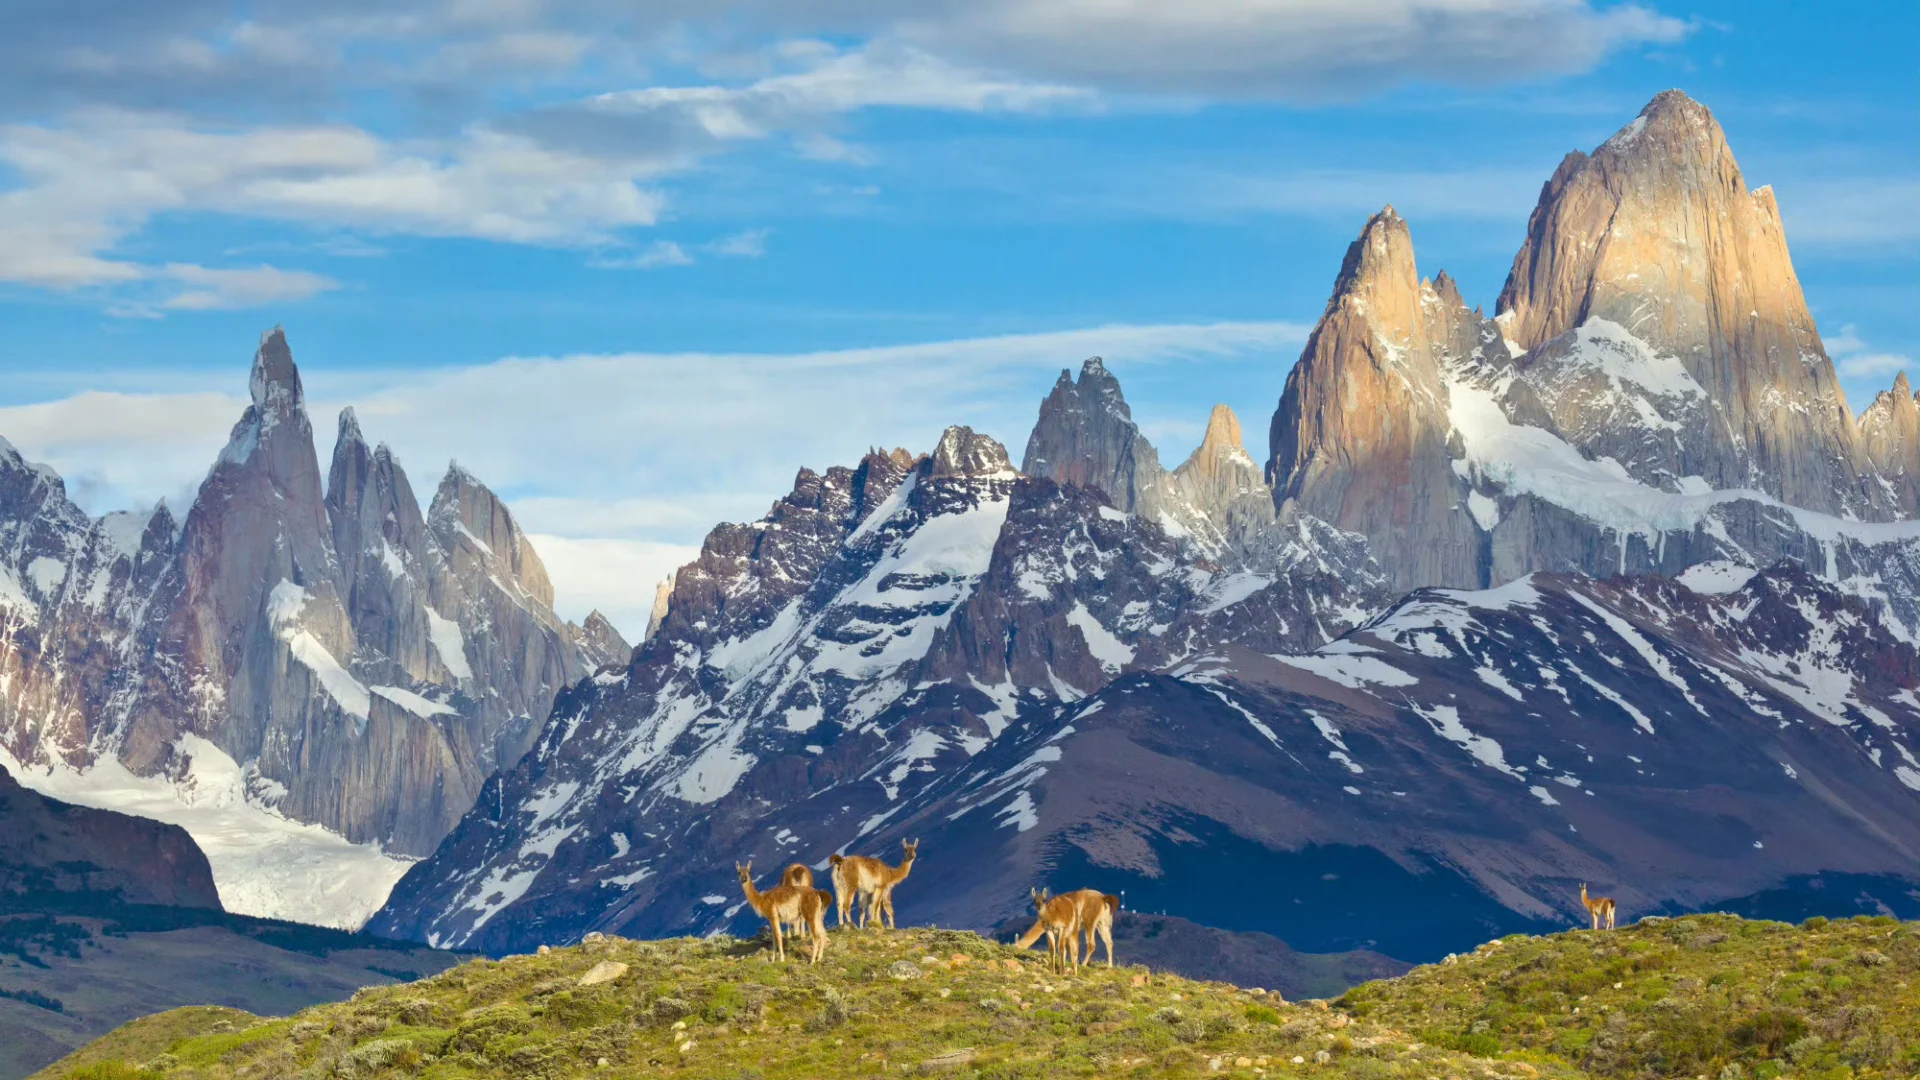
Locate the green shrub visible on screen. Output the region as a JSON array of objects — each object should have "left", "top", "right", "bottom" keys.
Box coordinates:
[
  {"left": 1733, "top": 1011, "right": 1809, "bottom": 1055},
  {"left": 61, "top": 1064, "right": 162, "bottom": 1080},
  {"left": 1245, "top": 1004, "right": 1281, "bottom": 1025}
]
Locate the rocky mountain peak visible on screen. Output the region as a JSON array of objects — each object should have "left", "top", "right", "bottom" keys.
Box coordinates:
[
  {"left": 248, "top": 326, "right": 303, "bottom": 418},
  {"left": 1859, "top": 373, "right": 1920, "bottom": 514},
  {"left": 1492, "top": 90, "right": 1883, "bottom": 517},
  {"left": 1268, "top": 209, "right": 1481, "bottom": 592},
  {"left": 1169, "top": 403, "right": 1273, "bottom": 551},
  {"left": 930, "top": 426, "right": 1014, "bottom": 479},
  {"left": 578, "top": 610, "right": 631, "bottom": 664},
  {"left": 1021, "top": 355, "right": 1163, "bottom": 514},
  {"left": 1180, "top": 404, "right": 1256, "bottom": 481},
  {"left": 336, "top": 405, "right": 364, "bottom": 448},
  {"left": 1430, "top": 269, "right": 1466, "bottom": 311},
  {"left": 1329, "top": 206, "right": 1420, "bottom": 318},
  {"left": 431, "top": 462, "right": 554, "bottom": 608}
]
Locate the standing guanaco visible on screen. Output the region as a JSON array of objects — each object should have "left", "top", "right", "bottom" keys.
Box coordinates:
[
  {"left": 1579, "top": 882, "right": 1617, "bottom": 931},
  {"left": 1067, "top": 889, "right": 1119, "bottom": 968},
  {"left": 736, "top": 860, "right": 828, "bottom": 963},
  {"left": 829, "top": 839, "right": 918, "bottom": 929},
  {"left": 1017, "top": 888, "right": 1083, "bottom": 974},
  {"left": 781, "top": 864, "right": 816, "bottom": 939}
]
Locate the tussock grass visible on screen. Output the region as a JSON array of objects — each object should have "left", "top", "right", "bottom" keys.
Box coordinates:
[
  {"left": 1337, "top": 913, "right": 1919, "bottom": 1079},
  {"left": 33, "top": 926, "right": 1575, "bottom": 1079},
  {"left": 38, "top": 914, "right": 1919, "bottom": 1079}
]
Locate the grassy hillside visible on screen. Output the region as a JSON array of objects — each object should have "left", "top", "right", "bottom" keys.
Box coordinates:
[
  {"left": 1338, "top": 913, "right": 1918, "bottom": 1079},
  {"left": 33, "top": 914, "right": 1919, "bottom": 1080},
  {"left": 0, "top": 905, "right": 460, "bottom": 1080},
  {"left": 32, "top": 925, "right": 1579, "bottom": 1080}
]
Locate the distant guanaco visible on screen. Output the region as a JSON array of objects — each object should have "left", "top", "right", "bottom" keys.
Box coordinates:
[
  {"left": 1580, "top": 882, "right": 1617, "bottom": 931},
  {"left": 736, "top": 861, "right": 827, "bottom": 963},
  {"left": 829, "top": 839, "right": 918, "bottom": 929},
  {"left": 1016, "top": 888, "right": 1083, "bottom": 974}
]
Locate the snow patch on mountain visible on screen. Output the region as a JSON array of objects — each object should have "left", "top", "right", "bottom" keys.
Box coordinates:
[{"left": 0, "top": 737, "right": 412, "bottom": 929}]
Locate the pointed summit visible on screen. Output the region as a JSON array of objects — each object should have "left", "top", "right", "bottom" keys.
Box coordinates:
[
  {"left": 1021, "top": 356, "right": 1161, "bottom": 512},
  {"left": 929, "top": 426, "right": 1014, "bottom": 479},
  {"left": 1431, "top": 269, "right": 1467, "bottom": 311},
  {"left": 249, "top": 326, "right": 303, "bottom": 416},
  {"left": 430, "top": 462, "right": 555, "bottom": 608},
  {"left": 1860, "top": 372, "right": 1920, "bottom": 515},
  {"left": 1268, "top": 209, "right": 1483, "bottom": 592},
  {"left": 1169, "top": 404, "right": 1272, "bottom": 549},
  {"left": 1493, "top": 89, "right": 1885, "bottom": 518},
  {"left": 337, "top": 406, "right": 364, "bottom": 448}
]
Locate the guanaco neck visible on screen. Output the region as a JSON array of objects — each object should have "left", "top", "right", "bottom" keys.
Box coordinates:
[
  {"left": 887, "top": 852, "right": 916, "bottom": 887},
  {"left": 740, "top": 875, "right": 770, "bottom": 916}
]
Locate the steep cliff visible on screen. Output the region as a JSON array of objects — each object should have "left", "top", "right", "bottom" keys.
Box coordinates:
[
  {"left": 0, "top": 329, "right": 623, "bottom": 926},
  {"left": 1496, "top": 90, "right": 1883, "bottom": 517}
]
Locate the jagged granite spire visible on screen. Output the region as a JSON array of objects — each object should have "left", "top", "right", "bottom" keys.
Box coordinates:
[
  {"left": 1266, "top": 207, "right": 1483, "bottom": 592},
  {"left": 1494, "top": 89, "right": 1885, "bottom": 517},
  {"left": 1020, "top": 357, "right": 1163, "bottom": 512},
  {"left": 1860, "top": 372, "right": 1920, "bottom": 515}
]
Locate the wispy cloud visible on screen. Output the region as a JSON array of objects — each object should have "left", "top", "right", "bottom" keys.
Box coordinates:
[
  {"left": 707, "top": 228, "right": 770, "bottom": 258},
  {"left": 1827, "top": 323, "right": 1914, "bottom": 382},
  {"left": 1777, "top": 177, "right": 1920, "bottom": 250}
]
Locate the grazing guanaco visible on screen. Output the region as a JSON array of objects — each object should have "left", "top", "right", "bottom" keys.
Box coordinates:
[
  {"left": 736, "top": 860, "right": 828, "bottom": 963},
  {"left": 829, "top": 839, "right": 919, "bottom": 929},
  {"left": 1579, "top": 882, "right": 1617, "bottom": 931},
  {"left": 1017, "top": 888, "right": 1083, "bottom": 974}
]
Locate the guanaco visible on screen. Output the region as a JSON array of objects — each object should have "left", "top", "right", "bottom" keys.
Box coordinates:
[
  {"left": 1017, "top": 888, "right": 1083, "bottom": 974},
  {"left": 780, "top": 864, "right": 816, "bottom": 939},
  {"left": 1067, "top": 889, "right": 1119, "bottom": 968},
  {"left": 829, "top": 839, "right": 918, "bottom": 929},
  {"left": 1579, "top": 882, "right": 1617, "bottom": 931},
  {"left": 736, "top": 861, "right": 828, "bottom": 963}
]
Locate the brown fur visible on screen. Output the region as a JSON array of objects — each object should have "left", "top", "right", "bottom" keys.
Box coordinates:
[
  {"left": 829, "top": 840, "right": 918, "bottom": 929},
  {"left": 1580, "top": 882, "right": 1617, "bottom": 931},
  {"left": 1067, "top": 890, "right": 1118, "bottom": 968},
  {"left": 736, "top": 861, "right": 828, "bottom": 962},
  {"left": 779, "top": 864, "right": 816, "bottom": 938},
  {"left": 1021, "top": 888, "right": 1083, "bottom": 975}
]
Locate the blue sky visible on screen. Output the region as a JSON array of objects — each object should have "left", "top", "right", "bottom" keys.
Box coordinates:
[{"left": 1, "top": 0, "right": 1915, "bottom": 635}]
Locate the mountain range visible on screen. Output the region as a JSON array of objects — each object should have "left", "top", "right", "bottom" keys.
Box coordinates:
[
  {"left": 1, "top": 335, "right": 626, "bottom": 927},
  {"left": 363, "top": 90, "right": 1920, "bottom": 960}
]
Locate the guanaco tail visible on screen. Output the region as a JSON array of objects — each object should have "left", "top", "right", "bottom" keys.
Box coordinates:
[
  {"left": 1579, "top": 882, "right": 1617, "bottom": 931},
  {"left": 829, "top": 839, "right": 918, "bottom": 929},
  {"left": 736, "top": 860, "right": 828, "bottom": 963}
]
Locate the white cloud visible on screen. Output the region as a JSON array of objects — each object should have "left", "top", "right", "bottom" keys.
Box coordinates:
[
  {"left": 591, "top": 240, "right": 694, "bottom": 269},
  {"left": 1842, "top": 353, "right": 1914, "bottom": 379},
  {"left": 1826, "top": 323, "right": 1913, "bottom": 384},
  {"left": 883, "top": 0, "right": 1692, "bottom": 100},
  {"left": 525, "top": 534, "right": 699, "bottom": 640},
  {"left": 160, "top": 263, "right": 340, "bottom": 309},
  {"left": 1777, "top": 177, "right": 1920, "bottom": 250},
  {"left": 0, "top": 110, "right": 667, "bottom": 294},
  {"left": 707, "top": 228, "right": 770, "bottom": 258}
]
